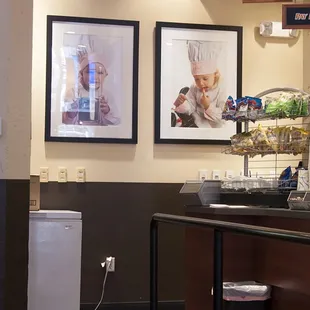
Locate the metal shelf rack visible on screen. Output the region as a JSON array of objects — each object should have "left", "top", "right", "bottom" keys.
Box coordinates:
[{"left": 234, "top": 87, "right": 310, "bottom": 177}]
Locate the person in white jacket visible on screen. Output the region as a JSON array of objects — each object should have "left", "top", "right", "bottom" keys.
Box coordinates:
[
  {"left": 62, "top": 51, "right": 120, "bottom": 126},
  {"left": 173, "top": 41, "right": 226, "bottom": 128}
]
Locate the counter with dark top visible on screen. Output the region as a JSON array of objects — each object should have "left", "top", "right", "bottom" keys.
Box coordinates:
[
  {"left": 186, "top": 205, "right": 310, "bottom": 219},
  {"left": 185, "top": 205, "right": 310, "bottom": 310}
]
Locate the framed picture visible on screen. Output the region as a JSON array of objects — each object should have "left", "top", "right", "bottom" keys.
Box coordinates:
[
  {"left": 45, "top": 15, "right": 139, "bottom": 144},
  {"left": 155, "top": 22, "right": 243, "bottom": 145}
]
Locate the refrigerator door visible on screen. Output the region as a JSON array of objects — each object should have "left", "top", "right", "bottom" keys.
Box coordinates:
[{"left": 28, "top": 213, "right": 82, "bottom": 310}]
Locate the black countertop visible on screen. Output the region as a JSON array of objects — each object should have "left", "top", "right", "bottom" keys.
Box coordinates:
[{"left": 186, "top": 206, "right": 310, "bottom": 219}]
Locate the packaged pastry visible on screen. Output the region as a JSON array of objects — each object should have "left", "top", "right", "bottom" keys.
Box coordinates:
[
  {"left": 235, "top": 97, "right": 248, "bottom": 120},
  {"left": 264, "top": 96, "right": 279, "bottom": 118},
  {"left": 301, "top": 95, "right": 310, "bottom": 116},
  {"left": 286, "top": 92, "right": 309, "bottom": 118},
  {"left": 265, "top": 126, "right": 293, "bottom": 154},
  {"left": 246, "top": 96, "right": 263, "bottom": 121},
  {"left": 251, "top": 124, "right": 270, "bottom": 153},
  {"left": 289, "top": 96, "right": 300, "bottom": 118},
  {"left": 291, "top": 127, "right": 307, "bottom": 141},
  {"left": 230, "top": 125, "right": 274, "bottom": 157},
  {"left": 282, "top": 93, "right": 296, "bottom": 118},
  {"left": 266, "top": 127, "right": 278, "bottom": 152},
  {"left": 275, "top": 126, "right": 290, "bottom": 152},
  {"left": 223, "top": 96, "right": 236, "bottom": 120},
  {"left": 231, "top": 132, "right": 254, "bottom": 154},
  {"left": 290, "top": 127, "right": 309, "bottom": 155},
  {"left": 265, "top": 92, "right": 308, "bottom": 119},
  {"left": 264, "top": 93, "right": 286, "bottom": 118},
  {"left": 230, "top": 133, "right": 241, "bottom": 153}
]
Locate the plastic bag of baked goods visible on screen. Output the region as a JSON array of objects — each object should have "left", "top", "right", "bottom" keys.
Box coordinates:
[
  {"left": 264, "top": 94, "right": 285, "bottom": 118},
  {"left": 251, "top": 124, "right": 270, "bottom": 153},
  {"left": 223, "top": 96, "right": 236, "bottom": 121},
  {"left": 289, "top": 93, "right": 309, "bottom": 118},
  {"left": 274, "top": 126, "right": 290, "bottom": 153},
  {"left": 231, "top": 132, "right": 254, "bottom": 155},
  {"left": 301, "top": 95, "right": 310, "bottom": 116},
  {"left": 265, "top": 93, "right": 296, "bottom": 119},
  {"left": 290, "top": 127, "right": 309, "bottom": 155},
  {"left": 230, "top": 133, "right": 243, "bottom": 154},
  {"left": 281, "top": 93, "right": 296, "bottom": 118},
  {"left": 266, "top": 127, "right": 278, "bottom": 152}
]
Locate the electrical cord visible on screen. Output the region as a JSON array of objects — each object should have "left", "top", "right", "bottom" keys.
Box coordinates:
[{"left": 94, "top": 258, "right": 112, "bottom": 310}]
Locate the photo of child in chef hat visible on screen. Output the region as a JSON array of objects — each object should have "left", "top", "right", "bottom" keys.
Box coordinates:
[
  {"left": 173, "top": 40, "right": 226, "bottom": 128},
  {"left": 63, "top": 50, "right": 120, "bottom": 126}
]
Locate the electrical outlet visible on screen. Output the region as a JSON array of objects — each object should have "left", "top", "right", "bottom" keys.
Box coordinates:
[
  {"left": 107, "top": 257, "right": 115, "bottom": 272},
  {"left": 225, "top": 170, "right": 234, "bottom": 179},
  {"left": 76, "top": 167, "right": 86, "bottom": 183},
  {"left": 40, "top": 167, "right": 49, "bottom": 183},
  {"left": 212, "top": 170, "right": 221, "bottom": 180},
  {"left": 58, "top": 167, "right": 67, "bottom": 183},
  {"left": 198, "top": 169, "right": 208, "bottom": 181}
]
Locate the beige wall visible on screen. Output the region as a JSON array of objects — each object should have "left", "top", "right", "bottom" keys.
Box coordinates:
[
  {"left": 31, "top": 0, "right": 304, "bottom": 182},
  {"left": 304, "top": 32, "right": 310, "bottom": 92}
]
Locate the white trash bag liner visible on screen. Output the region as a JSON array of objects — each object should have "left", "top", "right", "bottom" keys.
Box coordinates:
[{"left": 223, "top": 281, "right": 271, "bottom": 301}]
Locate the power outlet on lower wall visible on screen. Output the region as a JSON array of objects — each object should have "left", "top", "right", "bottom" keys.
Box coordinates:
[
  {"left": 101, "top": 257, "right": 115, "bottom": 272},
  {"left": 107, "top": 257, "right": 115, "bottom": 272}
]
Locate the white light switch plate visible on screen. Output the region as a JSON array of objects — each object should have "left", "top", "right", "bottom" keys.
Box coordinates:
[
  {"left": 198, "top": 169, "right": 208, "bottom": 181},
  {"left": 225, "top": 170, "right": 234, "bottom": 179},
  {"left": 212, "top": 170, "right": 221, "bottom": 180},
  {"left": 76, "top": 167, "right": 86, "bottom": 183},
  {"left": 40, "top": 167, "right": 49, "bottom": 183},
  {"left": 58, "top": 167, "right": 67, "bottom": 183}
]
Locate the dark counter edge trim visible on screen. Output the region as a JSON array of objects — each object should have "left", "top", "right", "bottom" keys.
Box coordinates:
[
  {"left": 81, "top": 300, "right": 184, "bottom": 310},
  {"left": 186, "top": 206, "right": 310, "bottom": 220}
]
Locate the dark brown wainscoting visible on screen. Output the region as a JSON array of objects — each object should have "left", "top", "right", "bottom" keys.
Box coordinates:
[
  {"left": 41, "top": 182, "right": 185, "bottom": 304},
  {"left": 0, "top": 179, "right": 29, "bottom": 310}
]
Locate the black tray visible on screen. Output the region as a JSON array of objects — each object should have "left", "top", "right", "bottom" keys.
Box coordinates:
[{"left": 220, "top": 192, "right": 289, "bottom": 208}]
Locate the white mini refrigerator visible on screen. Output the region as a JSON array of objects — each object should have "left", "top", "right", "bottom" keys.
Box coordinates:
[{"left": 28, "top": 210, "right": 82, "bottom": 310}]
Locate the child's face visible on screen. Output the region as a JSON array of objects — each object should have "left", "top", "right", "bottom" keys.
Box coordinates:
[
  {"left": 81, "top": 62, "right": 106, "bottom": 90},
  {"left": 194, "top": 73, "right": 216, "bottom": 91}
]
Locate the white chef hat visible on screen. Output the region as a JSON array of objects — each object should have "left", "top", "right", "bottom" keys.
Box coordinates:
[
  {"left": 188, "top": 41, "right": 222, "bottom": 76},
  {"left": 79, "top": 52, "right": 108, "bottom": 77}
]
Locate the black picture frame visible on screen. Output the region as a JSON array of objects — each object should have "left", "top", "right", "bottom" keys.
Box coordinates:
[
  {"left": 155, "top": 21, "right": 243, "bottom": 145},
  {"left": 45, "top": 15, "right": 139, "bottom": 144}
]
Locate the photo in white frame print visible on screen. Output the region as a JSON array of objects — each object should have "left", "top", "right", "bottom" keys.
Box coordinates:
[
  {"left": 45, "top": 15, "right": 139, "bottom": 144},
  {"left": 155, "top": 22, "right": 242, "bottom": 145}
]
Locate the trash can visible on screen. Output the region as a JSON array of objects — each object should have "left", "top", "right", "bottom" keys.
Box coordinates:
[{"left": 222, "top": 282, "right": 271, "bottom": 310}]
